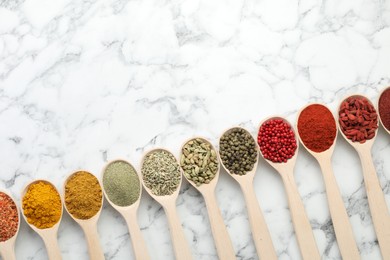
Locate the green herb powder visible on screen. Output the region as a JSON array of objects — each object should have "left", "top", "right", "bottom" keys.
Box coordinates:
[
  {"left": 103, "top": 161, "right": 140, "bottom": 207},
  {"left": 142, "top": 150, "right": 181, "bottom": 196}
]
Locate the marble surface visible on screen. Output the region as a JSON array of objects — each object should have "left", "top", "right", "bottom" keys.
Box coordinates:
[{"left": 0, "top": 0, "right": 390, "bottom": 259}]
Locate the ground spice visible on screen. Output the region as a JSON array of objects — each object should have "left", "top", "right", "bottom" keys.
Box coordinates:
[
  {"left": 103, "top": 161, "right": 140, "bottom": 207},
  {"left": 298, "top": 104, "right": 336, "bottom": 152},
  {"left": 379, "top": 88, "right": 390, "bottom": 131},
  {"left": 339, "top": 96, "right": 378, "bottom": 143},
  {"left": 142, "top": 150, "right": 181, "bottom": 196},
  {"left": 65, "top": 171, "right": 102, "bottom": 220},
  {"left": 258, "top": 119, "right": 297, "bottom": 163},
  {"left": 22, "top": 182, "right": 62, "bottom": 229},
  {"left": 0, "top": 192, "right": 19, "bottom": 242},
  {"left": 219, "top": 127, "right": 258, "bottom": 175}
]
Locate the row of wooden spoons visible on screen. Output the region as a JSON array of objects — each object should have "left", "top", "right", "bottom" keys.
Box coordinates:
[{"left": 0, "top": 93, "right": 389, "bottom": 260}]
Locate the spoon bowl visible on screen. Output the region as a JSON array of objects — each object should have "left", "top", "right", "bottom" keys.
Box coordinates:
[
  {"left": 181, "top": 138, "right": 221, "bottom": 193},
  {"left": 218, "top": 126, "right": 277, "bottom": 260},
  {"left": 21, "top": 180, "right": 63, "bottom": 260},
  {"left": 0, "top": 190, "right": 20, "bottom": 260},
  {"left": 296, "top": 104, "right": 359, "bottom": 259},
  {"left": 219, "top": 127, "right": 260, "bottom": 183},
  {"left": 378, "top": 87, "right": 390, "bottom": 135},
  {"left": 140, "top": 148, "right": 192, "bottom": 260},
  {"left": 257, "top": 116, "right": 320, "bottom": 260},
  {"left": 258, "top": 117, "right": 299, "bottom": 174},
  {"left": 296, "top": 104, "right": 337, "bottom": 158},
  {"left": 141, "top": 148, "right": 183, "bottom": 203},
  {"left": 102, "top": 159, "right": 150, "bottom": 260},
  {"left": 338, "top": 94, "right": 378, "bottom": 150},
  {"left": 180, "top": 137, "right": 235, "bottom": 260},
  {"left": 64, "top": 171, "right": 104, "bottom": 260},
  {"left": 337, "top": 94, "right": 390, "bottom": 258}
]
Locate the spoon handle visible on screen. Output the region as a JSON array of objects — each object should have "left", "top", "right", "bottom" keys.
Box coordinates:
[
  {"left": 319, "top": 158, "right": 360, "bottom": 259},
  {"left": 163, "top": 201, "right": 193, "bottom": 260},
  {"left": 241, "top": 184, "right": 277, "bottom": 260},
  {"left": 81, "top": 221, "right": 105, "bottom": 260},
  {"left": 282, "top": 173, "right": 320, "bottom": 260},
  {"left": 124, "top": 210, "right": 151, "bottom": 260},
  {"left": 203, "top": 191, "right": 236, "bottom": 260},
  {"left": 41, "top": 232, "right": 62, "bottom": 260},
  {"left": 0, "top": 242, "right": 16, "bottom": 260},
  {"left": 358, "top": 149, "right": 390, "bottom": 258}
]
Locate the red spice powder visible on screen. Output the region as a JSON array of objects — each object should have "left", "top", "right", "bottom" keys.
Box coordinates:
[
  {"left": 258, "top": 119, "right": 297, "bottom": 163},
  {"left": 298, "top": 104, "right": 336, "bottom": 153},
  {"left": 379, "top": 88, "right": 390, "bottom": 131},
  {"left": 0, "top": 192, "right": 19, "bottom": 242},
  {"left": 338, "top": 96, "right": 378, "bottom": 144}
]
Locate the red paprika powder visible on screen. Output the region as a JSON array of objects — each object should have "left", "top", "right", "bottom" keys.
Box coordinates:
[
  {"left": 379, "top": 87, "right": 390, "bottom": 132},
  {"left": 298, "top": 104, "right": 336, "bottom": 152},
  {"left": 0, "top": 192, "right": 19, "bottom": 242}
]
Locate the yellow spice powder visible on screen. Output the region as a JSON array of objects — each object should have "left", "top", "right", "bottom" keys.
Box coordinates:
[
  {"left": 22, "top": 181, "right": 62, "bottom": 229},
  {"left": 65, "top": 171, "right": 102, "bottom": 220}
]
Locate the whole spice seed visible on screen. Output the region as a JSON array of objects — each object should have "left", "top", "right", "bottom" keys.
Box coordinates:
[
  {"left": 219, "top": 128, "right": 258, "bottom": 175},
  {"left": 180, "top": 138, "right": 219, "bottom": 186},
  {"left": 103, "top": 161, "right": 141, "bottom": 207},
  {"left": 0, "top": 192, "right": 19, "bottom": 242},
  {"left": 65, "top": 171, "right": 102, "bottom": 220},
  {"left": 142, "top": 150, "right": 181, "bottom": 196},
  {"left": 338, "top": 96, "right": 378, "bottom": 143},
  {"left": 22, "top": 182, "right": 62, "bottom": 229},
  {"left": 379, "top": 88, "right": 390, "bottom": 132},
  {"left": 298, "top": 104, "right": 337, "bottom": 152},
  {"left": 258, "top": 119, "right": 297, "bottom": 163}
]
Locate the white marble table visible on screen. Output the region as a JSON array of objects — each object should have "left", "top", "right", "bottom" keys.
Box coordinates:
[{"left": 1, "top": 0, "right": 390, "bottom": 259}]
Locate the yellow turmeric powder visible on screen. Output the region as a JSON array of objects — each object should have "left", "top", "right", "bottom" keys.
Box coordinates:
[
  {"left": 22, "top": 181, "right": 62, "bottom": 229},
  {"left": 65, "top": 171, "right": 102, "bottom": 220}
]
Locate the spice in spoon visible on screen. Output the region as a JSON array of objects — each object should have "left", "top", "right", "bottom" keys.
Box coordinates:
[
  {"left": 22, "top": 182, "right": 62, "bottom": 229},
  {"left": 65, "top": 171, "right": 102, "bottom": 220},
  {"left": 339, "top": 96, "right": 378, "bottom": 143},
  {"left": 379, "top": 88, "right": 390, "bottom": 132},
  {"left": 103, "top": 161, "right": 141, "bottom": 207},
  {"left": 298, "top": 104, "right": 336, "bottom": 152},
  {"left": 142, "top": 150, "right": 181, "bottom": 196},
  {"left": 0, "top": 192, "right": 19, "bottom": 242},
  {"left": 180, "top": 138, "right": 218, "bottom": 186},
  {"left": 258, "top": 119, "right": 297, "bottom": 163},
  {"left": 219, "top": 128, "right": 258, "bottom": 175}
]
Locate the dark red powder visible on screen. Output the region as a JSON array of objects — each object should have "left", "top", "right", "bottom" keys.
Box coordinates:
[
  {"left": 298, "top": 104, "right": 336, "bottom": 152},
  {"left": 379, "top": 87, "right": 390, "bottom": 131},
  {"left": 0, "top": 192, "right": 19, "bottom": 242}
]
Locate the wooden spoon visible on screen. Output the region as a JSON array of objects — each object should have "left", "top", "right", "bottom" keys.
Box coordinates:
[
  {"left": 0, "top": 190, "right": 20, "bottom": 260},
  {"left": 180, "top": 137, "right": 236, "bottom": 260},
  {"left": 378, "top": 86, "right": 390, "bottom": 135},
  {"left": 296, "top": 104, "right": 360, "bottom": 259},
  {"left": 102, "top": 159, "right": 150, "bottom": 260},
  {"left": 218, "top": 127, "right": 277, "bottom": 260},
  {"left": 258, "top": 117, "right": 320, "bottom": 260},
  {"left": 338, "top": 94, "right": 390, "bottom": 258},
  {"left": 21, "top": 180, "right": 63, "bottom": 260},
  {"left": 140, "top": 148, "right": 193, "bottom": 260},
  {"left": 64, "top": 171, "right": 105, "bottom": 260}
]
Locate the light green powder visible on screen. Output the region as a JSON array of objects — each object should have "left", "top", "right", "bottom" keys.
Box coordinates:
[{"left": 103, "top": 161, "right": 140, "bottom": 207}]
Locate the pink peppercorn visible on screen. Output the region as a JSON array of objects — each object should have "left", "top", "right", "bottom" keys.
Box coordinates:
[{"left": 258, "top": 119, "right": 297, "bottom": 163}]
